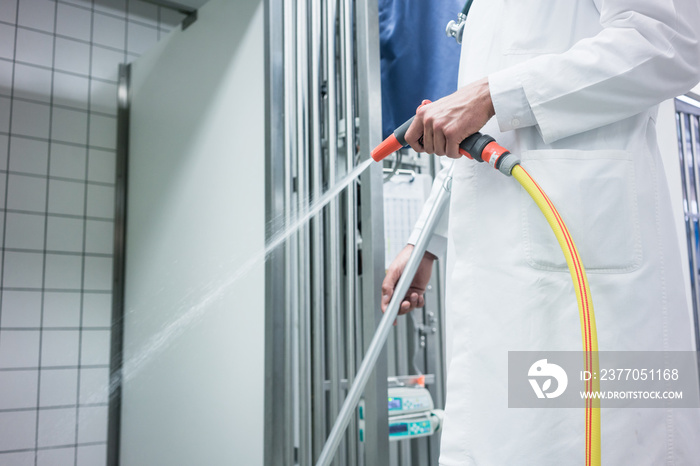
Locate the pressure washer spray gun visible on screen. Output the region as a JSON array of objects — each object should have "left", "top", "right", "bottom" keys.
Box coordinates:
[
  {"left": 316, "top": 102, "right": 602, "bottom": 466},
  {"left": 370, "top": 100, "right": 520, "bottom": 176}
]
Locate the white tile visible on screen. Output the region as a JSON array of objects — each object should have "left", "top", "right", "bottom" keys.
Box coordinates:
[
  {"left": 0, "top": 24, "right": 16, "bottom": 60},
  {"left": 48, "top": 179, "right": 85, "bottom": 216},
  {"left": 0, "top": 370, "right": 38, "bottom": 409},
  {"left": 56, "top": 2, "right": 92, "bottom": 42},
  {"left": 14, "top": 62, "right": 52, "bottom": 103},
  {"left": 4, "top": 210, "right": 44, "bottom": 247},
  {"left": 0, "top": 411, "right": 37, "bottom": 451},
  {"left": 46, "top": 216, "right": 84, "bottom": 253},
  {"left": 87, "top": 148, "right": 115, "bottom": 183},
  {"left": 37, "top": 447, "right": 76, "bottom": 466},
  {"left": 37, "top": 407, "right": 76, "bottom": 447},
  {"left": 39, "top": 368, "right": 78, "bottom": 407},
  {"left": 53, "top": 72, "right": 89, "bottom": 110},
  {"left": 0, "top": 0, "right": 17, "bottom": 23},
  {"left": 3, "top": 251, "right": 44, "bottom": 288},
  {"left": 93, "top": 13, "right": 126, "bottom": 50},
  {"left": 44, "top": 253, "right": 83, "bottom": 290},
  {"left": 89, "top": 114, "right": 116, "bottom": 149},
  {"left": 127, "top": 21, "right": 157, "bottom": 55},
  {"left": 0, "top": 96, "right": 10, "bottom": 132},
  {"left": 5, "top": 211, "right": 45, "bottom": 250},
  {"left": 85, "top": 219, "right": 113, "bottom": 254},
  {"left": 1, "top": 290, "right": 42, "bottom": 327},
  {"left": 76, "top": 443, "right": 107, "bottom": 466},
  {"left": 94, "top": 0, "right": 126, "bottom": 17},
  {"left": 79, "top": 367, "right": 109, "bottom": 404},
  {"left": 0, "top": 134, "right": 8, "bottom": 169},
  {"left": 15, "top": 28, "right": 53, "bottom": 67},
  {"left": 7, "top": 173, "right": 47, "bottom": 212},
  {"left": 0, "top": 452, "right": 35, "bottom": 466},
  {"left": 9, "top": 135, "right": 49, "bottom": 175},
  {"left": 52, "top": 107, "right": 88, "bottom": 144},
  {"left": 50, "top": 142, "right": 87, "bottom": 180},
  {"left": 86, "top": 184, "right": 114, "bottom": 218},
  {"left": 18, "top": 0, "right": 56, "bottom": 33},
  {"left": 77, "top": 405, "right": 107, "bottom": 444},
  {"left": 80, "top": 330, "right": 110, "bottom": 365},
  {"left": 90, "top": 46, "right": 123, "bottom": 81},
  {"left": 11, "top": 99, "right": 51, "bottom": 138},
  {"left": 83, "top": 256, "right": 112, "bottom": 291},
  {"left": 54, "top": 37, "right": 90, "bottom": 75},
  {"left": 0, "top": 330, "right": 40, "bottom": 368},
  {"left": 43, "top": 291, "right": 81, "bottom": 327},
  {"left": 0, "top": 59, "right": 12, "bottom": 93},
  {"left": 41, "top": 330, "right": 80, "bottom": 367},
  {"left": 82, "top": 292, "right": 111, "bottom": 327},
  {"left": 89, "top": 80, "right": 117, "bottom": 115}
]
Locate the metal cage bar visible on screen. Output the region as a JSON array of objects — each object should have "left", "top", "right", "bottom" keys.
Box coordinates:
[
  {"left": 265, "top": 0, "right": 386, "bottom": 464},
  {"left": 675, "top": 97, "right": 700, "bottom": 356}
]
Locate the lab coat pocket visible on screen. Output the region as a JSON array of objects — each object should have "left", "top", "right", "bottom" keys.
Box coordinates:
[
  {"left": 501, "top": 1, "right": 575, "bottom": 55},
  {"left": 520, "top": 150, "right": 642, "bottom": 273}
]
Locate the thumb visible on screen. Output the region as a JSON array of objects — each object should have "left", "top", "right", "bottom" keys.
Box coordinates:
[{"left": 381, "top": 264, "right": 403, "bottom": 312}]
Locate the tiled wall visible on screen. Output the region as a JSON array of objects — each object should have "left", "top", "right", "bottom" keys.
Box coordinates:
[{"left": 0, "top": 1, "right": 184, "bottom": 464}]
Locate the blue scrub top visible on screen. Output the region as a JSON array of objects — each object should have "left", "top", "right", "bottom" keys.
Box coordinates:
[{"left": 379, "top": 0, "right": 464, "bottom": 139}]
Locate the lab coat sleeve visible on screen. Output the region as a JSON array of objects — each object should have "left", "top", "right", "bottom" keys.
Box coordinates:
[
  {"left": 489, "top": 0, "right": 700, "bottom": 144},
  {"left": 406, "top": 158, "right": 450, "bottom": 257}
]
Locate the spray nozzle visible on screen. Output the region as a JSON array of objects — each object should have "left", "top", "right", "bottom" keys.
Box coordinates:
[
  {"left": 370, "top": 99, "right": 519, "bottom": 175},
  {"left": 371, "top": 100, "right": 431, "bottom": 162}
]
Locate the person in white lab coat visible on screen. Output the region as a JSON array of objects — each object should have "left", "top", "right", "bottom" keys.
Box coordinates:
[{"left": 382, "top": 1, "right": 700, "bottom": 464}]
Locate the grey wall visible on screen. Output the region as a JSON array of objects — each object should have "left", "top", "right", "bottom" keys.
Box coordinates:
[
  {"left": 121, "top": 0, "right": 266, "bottom": 465},
  {"left": 0, "top": 1, "right": 183, "bottom": 465}
]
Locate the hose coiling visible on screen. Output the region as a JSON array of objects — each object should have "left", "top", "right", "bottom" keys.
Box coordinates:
[{"left": 512, "top": 164, "right": 601, "bottom": 466}]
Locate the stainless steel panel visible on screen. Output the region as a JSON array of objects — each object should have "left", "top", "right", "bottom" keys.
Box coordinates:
[
  {"left": 108, "top": 62, "right": 130, "bottom": 466},
  {"left": 264, "top": 0, "right": 291, "bottom": 464},
  {"left": 297, "top": 0, "right": 313, "bottom": 462},
  {"left": 355, "top": 0, "right": 389, "bottom": 464},
  {"left": 675, "top": 98, "right": 700, "bottom": 382}
]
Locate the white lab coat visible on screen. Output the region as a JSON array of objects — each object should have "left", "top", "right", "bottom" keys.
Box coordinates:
[{"left": 407, "top": 1, "right": 700, "bottom": 464}]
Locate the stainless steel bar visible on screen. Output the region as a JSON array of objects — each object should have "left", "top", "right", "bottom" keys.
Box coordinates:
[
  {"left": 683, "top": 114, "right": 700, "bottom": 307},
  {"left": 310, "top": 0, "right": 327, "bottom": 459},
  {"left": 341, "top": 0, "right": 358, "bottom": 463},
  {"left": 283, "top": 0, "right": 299, "bottom": 461},
  {"left": 687, "top": 114, "right": 700, "bottom": 250},
  {"left": 355, "top": 0, "right": 387, "bottom": 463},
  {"left": 396, "top": 316, "right": 410, "bottom": 466},
  {"left": 689, "top": 114, "right": 700, "bottom": 353},
  {"left": 297, "top": 0, "right": 313, "bottom": 463},
  {"left": 108, "top": 62, "right": 130, "bottom": 466},
  {"left": 425, "top": 155, "right": 446, "bottom": 466},
  {"left": 324, "top": 0, "right": 345, "bottom": 464},
  {"left": 677, "top": 110, "right": 700, "bottom": 355},
  {"left": 315, "top": 164, "right": 455, "bottom": 466},
  {"left": 263, "top": 0, "right": 290, "bottom": 463}
]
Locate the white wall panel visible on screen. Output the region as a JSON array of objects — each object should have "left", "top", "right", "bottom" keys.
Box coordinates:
[{"left": 122, "top": 1, "right": 265, "bottom": 464}]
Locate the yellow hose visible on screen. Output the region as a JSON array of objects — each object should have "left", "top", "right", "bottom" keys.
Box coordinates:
[{"left": 511, "top": 164, "right": 601, "bottom": 466}]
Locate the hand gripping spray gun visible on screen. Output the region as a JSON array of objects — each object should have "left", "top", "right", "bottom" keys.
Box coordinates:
[{"left": 316, "top": 104, "right": 602, "bottom": 466}]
